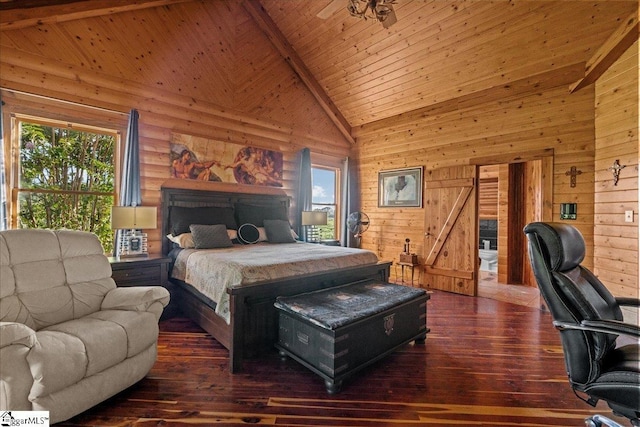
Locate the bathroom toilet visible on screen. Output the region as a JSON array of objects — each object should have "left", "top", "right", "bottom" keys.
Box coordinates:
[{"left": 479, "top": 249, "right": 498, "bottom": 272}]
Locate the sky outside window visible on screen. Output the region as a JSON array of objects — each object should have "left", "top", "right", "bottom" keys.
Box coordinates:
[{"left": 312, "top": 168, "right": 335, "bottom": 204}]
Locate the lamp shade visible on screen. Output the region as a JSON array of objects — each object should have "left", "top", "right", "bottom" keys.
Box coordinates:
[
  {"left": 301, "top": 210, "right": 328, "bottom": 226},
  {"left": 111, "top": 206, "right": 157, "bottom": 229}
]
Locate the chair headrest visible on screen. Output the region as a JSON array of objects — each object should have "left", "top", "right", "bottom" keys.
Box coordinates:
[{"left": 523, "top": 222, "right": 585, "bottom": 272}]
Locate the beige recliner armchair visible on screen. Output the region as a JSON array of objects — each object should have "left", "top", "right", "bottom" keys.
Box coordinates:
[{"left": 0, "top": 229, "right": 170, "bottom": 424}]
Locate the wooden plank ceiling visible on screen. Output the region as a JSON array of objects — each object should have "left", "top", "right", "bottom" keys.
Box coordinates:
[{"left": 1, "top": 0, "right": 637, "bottom": 136}]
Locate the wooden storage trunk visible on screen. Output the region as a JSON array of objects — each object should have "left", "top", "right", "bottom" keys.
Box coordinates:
[{"left": 274, "top": 279, "right": 429, "bottom": 393}]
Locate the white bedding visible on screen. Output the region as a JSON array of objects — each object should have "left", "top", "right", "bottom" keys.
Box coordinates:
[{"left": 171, "top": 242, "right": 379, "bottom": 323}]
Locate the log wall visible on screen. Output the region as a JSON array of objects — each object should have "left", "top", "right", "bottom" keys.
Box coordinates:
[
  {"left": 478, "top": 165, "right": 498, "bottom": 220},
  {"left": 593, "top": 40, "right": 639, "bottom": 299}
]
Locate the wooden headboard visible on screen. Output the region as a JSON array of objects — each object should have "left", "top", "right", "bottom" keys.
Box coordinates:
[{"left": 161, "top": 183, "right": 291, "bottom": 255}]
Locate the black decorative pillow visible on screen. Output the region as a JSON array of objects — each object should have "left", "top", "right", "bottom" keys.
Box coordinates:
[
  {"left": 170, "top": 206, "right": 237, "bottom": 235},
  {"left": 237, "top": 223, "right": 261, "bottom": 244},
  {"left": 189, "top": 224, "right": 233, "bottom": 249},
  {"left": 263, "top": 219, "right": 296, "bottom": 243},
  {"left": 235, "top": 203, "right": 288, "bottom": 227}
]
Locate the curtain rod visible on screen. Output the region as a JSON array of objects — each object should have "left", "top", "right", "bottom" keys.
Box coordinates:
[{"left": 0, "top": 87, "right": 130, "bottom": 117}]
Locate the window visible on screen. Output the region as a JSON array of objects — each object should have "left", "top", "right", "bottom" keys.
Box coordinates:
[
  {"left": 12, "top": 116, "right": 118, "bottom": 252},
  {"left": 311, "top": 166, "right": 340, "bottom": 240}
]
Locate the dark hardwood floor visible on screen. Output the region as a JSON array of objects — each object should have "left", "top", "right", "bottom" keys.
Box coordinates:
[{"left": 59, "top": 290, "right": 629, "bottom": 426}]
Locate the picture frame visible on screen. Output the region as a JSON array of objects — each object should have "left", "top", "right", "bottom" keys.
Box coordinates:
[
  {"left": 378, "top": 166, "right": 423, "bottom": 208},
  {"left": 118, "top": 230, "right": 148, "bottom": 257}
]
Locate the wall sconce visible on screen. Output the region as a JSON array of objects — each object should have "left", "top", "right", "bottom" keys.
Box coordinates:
[
  {"left": 301, "top": 210, "right": 328, "bottom": 243},
  {"left": 111, "top": 206, "right": 157, "bottom": 257}
]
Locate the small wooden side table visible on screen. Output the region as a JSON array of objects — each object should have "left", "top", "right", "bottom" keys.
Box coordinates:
[
  {"left": 108, "top": 255, "right": 170, "bottom": 287},
  {"left": 396, "top": 253, "right": 419, "bottom": 286},
  {"left": 398, "top": 261, "right": 419, "bottom": 286}
]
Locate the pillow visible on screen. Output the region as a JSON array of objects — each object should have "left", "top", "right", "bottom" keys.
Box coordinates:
[
  {"left": 189, "top": 224, "right": 233, "bottom": 249},
  {"left": 235, "top": 203, "right": 288, "bottom": 228},
  {"left": 237, "top": 223, "right": 261, "bottom": 244},
  {"left": 256, "top": 227, "right": 268, "bottom": 242},
  {"left": 263, "top": 219, "right": 296, "bottom": 243},
  {"left": 170, "top": 206, "right": 237, "bottom": 235},
  {"left": 168, "top": 230, "right": 237, "bottom": 248},
  {"left": 167, "top": 233, "right": 195, "bottom": 249}
]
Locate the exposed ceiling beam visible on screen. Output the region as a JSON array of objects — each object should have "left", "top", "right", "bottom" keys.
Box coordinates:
[
  {"left": 570, "top": 10, "right": 639, "bottom": 93},
  {"left": 242, "top": 0, "right": 355, "bottom": 145},
  {"left": 0, "top": 0, "right": 193, "bottom": 31}
]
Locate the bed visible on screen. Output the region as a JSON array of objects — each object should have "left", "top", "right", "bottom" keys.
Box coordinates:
[{"left": 161, "top": 184, "right": 391, "bottom": 372}]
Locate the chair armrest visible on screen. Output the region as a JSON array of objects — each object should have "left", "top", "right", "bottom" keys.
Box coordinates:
[
  {"left": 553, "top": 319, "right": 640, "bottom": 339},
  {"left": 0, "top": 322, "right": 37, "bottom": 349},
  {"left": 102, "top": 286, "right": 170, "bottom": 312},
  {"left": 615, "top": 297, "right": 640, "bottom": 308}
]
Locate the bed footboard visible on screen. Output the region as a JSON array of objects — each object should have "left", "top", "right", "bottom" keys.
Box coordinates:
[
  {"left": 171, "top": 261, "right": 391, "bottom": 372},
  {"left": 227, "top": 261, "right": 391, "bottom": 372}
]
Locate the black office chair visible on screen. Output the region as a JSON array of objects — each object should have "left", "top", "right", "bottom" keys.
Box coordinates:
[{"left": 523, "top": 222, "right": 640, "bottom": 427}]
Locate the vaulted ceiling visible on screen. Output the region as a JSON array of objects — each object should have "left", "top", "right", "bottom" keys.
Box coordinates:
[{"left": 1, "top": 0, "right": 637, "bottom": 142}]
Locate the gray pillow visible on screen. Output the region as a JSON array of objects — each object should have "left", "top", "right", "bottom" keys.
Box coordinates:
[
  {"left": 189, "top": 224, "right": 233, "bottom": 249},
  {"left": 263, "top": 219, "right": 296, "bottom": 243}
]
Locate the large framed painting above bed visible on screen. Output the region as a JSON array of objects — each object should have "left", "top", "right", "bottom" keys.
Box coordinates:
[{"left": 161, "top": 183, "right": 391, "bottom": 372}]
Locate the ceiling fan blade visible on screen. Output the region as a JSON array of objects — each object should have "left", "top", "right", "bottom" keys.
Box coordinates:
[{"left": 317, "top": 0, "right": 343, "bottom": 19}]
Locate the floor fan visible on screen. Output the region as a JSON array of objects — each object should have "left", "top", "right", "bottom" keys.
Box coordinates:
[{"left": 347, "top": 211, "right": 370, "bottom": 248}]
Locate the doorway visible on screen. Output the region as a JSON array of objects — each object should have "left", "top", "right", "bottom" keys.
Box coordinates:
[{"left": 475, "top": 155, "right": 553, "bottom": 294}]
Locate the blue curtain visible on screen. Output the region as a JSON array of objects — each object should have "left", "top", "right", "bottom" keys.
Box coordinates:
[
  {"left": 341, "top": 156, "right": 360, "bottom": 247},
  {"left": 114, "top": 109, "right": 141, "bottom": 255},
  {"left": 119, "top": 109, "right": 141, "bottom": 206},
  {"left": 0, "top": 97, "right": 6, "bottom": 231},
  {"left": 296, "top": 148, "right": 312, "bottom": 241}
]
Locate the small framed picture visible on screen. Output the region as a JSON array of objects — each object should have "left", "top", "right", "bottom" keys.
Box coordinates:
[
  {"left": 119, "top": 230, "right": 148, "bottom": 257},
  {"left": 378, "top": 166, "right": 423, "bottom": 208}
]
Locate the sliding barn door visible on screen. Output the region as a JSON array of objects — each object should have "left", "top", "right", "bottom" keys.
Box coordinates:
[{"left": 423, "top": 165, "right": 478, "bottom": 296}]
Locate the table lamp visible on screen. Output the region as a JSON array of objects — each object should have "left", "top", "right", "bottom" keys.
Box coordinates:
[
  {"left": 301, "top": 210, "right": 327, "bottom": 243},
  {"left": 111, "top": 206, "right": 157, "bottom": 257}
]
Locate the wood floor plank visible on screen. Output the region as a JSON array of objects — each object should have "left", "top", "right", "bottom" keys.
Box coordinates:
[{"left": 58, "top": 291, "right": 629, "bottom": 426}]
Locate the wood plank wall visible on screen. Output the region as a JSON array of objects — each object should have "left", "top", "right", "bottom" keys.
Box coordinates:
[
  {"left": 478, "top": 165, "right": 498, "bottom": 219},
  {"left": 0, "top": 2, "right": 350, "bottom": 254},
  {"left": 352, "top": 84, "right": 597, "bottom": 282},
  {"left": 594, "top": 40, "right": 639, "bottom": 299}
]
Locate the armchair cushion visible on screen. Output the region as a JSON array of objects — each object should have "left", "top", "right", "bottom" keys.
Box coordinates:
[
  {"left": 102, "top": 286, "right": 171, "bottom": 313},
  {"left": 0, "top": 322, "right": 36, "bottom": 349},
  {"left": 0, "top": 323, "right": 37, "bottom": 411},
  {"left": 27, "top": 331, "right": 88, "bottom": 400}
]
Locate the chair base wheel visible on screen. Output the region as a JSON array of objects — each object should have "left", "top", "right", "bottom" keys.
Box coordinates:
[{"left": 584, "top": 415, "right": 625, "bottom": 427}]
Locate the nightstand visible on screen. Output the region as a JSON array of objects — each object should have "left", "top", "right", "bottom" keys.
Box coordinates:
[{"left": 108, "top": 255, "right": 170, "bottom": 287}]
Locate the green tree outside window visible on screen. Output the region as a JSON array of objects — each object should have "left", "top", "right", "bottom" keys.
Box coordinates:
[{"left": 18, "top": 121, "right": 116, "bottom": 252}]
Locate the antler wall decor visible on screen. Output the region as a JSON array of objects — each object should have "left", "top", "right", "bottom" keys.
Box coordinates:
[{"left": 608, "top": 159, "right": 626, "bottom": 186}]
